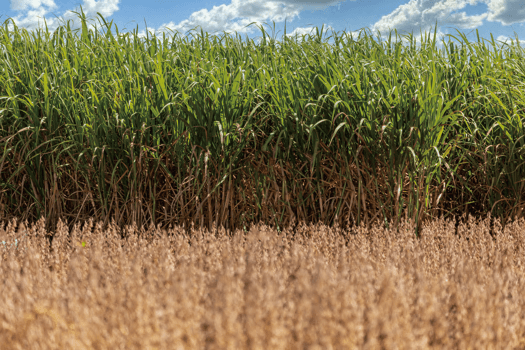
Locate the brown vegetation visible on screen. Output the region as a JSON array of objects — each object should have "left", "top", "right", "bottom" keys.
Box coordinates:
[{"left": 0, "top": 216, "right": 524, "bottom": 349}]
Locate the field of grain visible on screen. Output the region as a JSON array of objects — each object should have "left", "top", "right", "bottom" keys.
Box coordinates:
[{"left": 0, "top": 216, "right": 523, "bottom": 349}]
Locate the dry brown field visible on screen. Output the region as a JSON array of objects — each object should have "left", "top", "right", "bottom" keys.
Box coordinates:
[{"left": 0, "top": 216, "right": 524, "bottom": 349}]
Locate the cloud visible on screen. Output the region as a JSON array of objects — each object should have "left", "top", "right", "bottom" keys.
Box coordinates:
[
  {"left": 278, "top": 0, "right": 346, "bottom": 11},
  {"left": 10, "top": 0, "right": 56, "bottom": 11},
  {"left": 285, "top": 24, "right": 335, "bottom": 38},
  {"left": 486, "top": 0, "right": 525, "bottom": 25},
  {"left": 371, "top": 0, "right": 525, "bottom": 40},
  {"left": 56, "top": 1, "right": 120, "bottom": 33},
  {"left": 74, "top": 0, "right": 121, "bottom": 18},
  {"left": 367, "top": 0, "right": 526, "bottom": 50},
  {"left": 371, "top": 0, "right": 489, "bottom": 40},
  {"left": 7, "top": 0, "right": 57, "bottom": 30},
  {"left": 286, "top": 26, "right": 319, "bottom": 37},
  {"left": 4, "top": 0, "right": 351, "bottom": 45},
  {"left": 154, "top": 0, "right": 348, "bottom": 36},
  {"left": 7, "top": 0, "right": 120, "bottom": 31},
  {"left": 496, "top": 35, "right": 525, "bottom": 46}
]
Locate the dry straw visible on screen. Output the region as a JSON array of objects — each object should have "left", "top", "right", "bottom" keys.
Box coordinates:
[{"left": 0, "top": 215, "right": 524, "bottom": 349}]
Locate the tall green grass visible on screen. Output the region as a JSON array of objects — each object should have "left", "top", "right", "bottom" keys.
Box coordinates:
[{"left": 0, "top": 11, "right": 524, "bottom": 233}]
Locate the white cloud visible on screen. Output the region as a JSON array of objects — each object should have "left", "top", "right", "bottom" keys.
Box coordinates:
[
  {"left": 285, "top": 24, "right": 335, "bottom": 38},
  {"left": 75, "top": 0, "right": 120, "bottom": 18},
  {"left": 371, "top": 0, "right": 525, "bottom": 40},
  {"left": 10, "top": 0, "right": 56, "bottom": 11},
  {"left": 8, "top": 1, "right": 56, "bottom": 30},
  {"left": 486, "top": 0, "right": 525, "bottom": 25},
  {"left": 58, "top": 0, "right": 120, "bottom": 31},
  {"left": 286, "top": 26, "right": 318, "bottom": 37},
  {"left": 8, "top": 0, "right": 120, "bottom": 31},
  {"left": 6, "top": 0, "right": 346, "bottom": 38},
  {"left": 367, "top": 0, "right": 526, "bottom": 50},
  {"left": 496, "top": 35, "right": 525, "bottom": 46},
  {"left": 155, "top": 0, "right": 348, "bottom": 36},
  {"left": 278, "top": 0, "right": 346, "bottom": 11},
  {"left": 372, "top": 0, "right": 488, "bottom": 39}
]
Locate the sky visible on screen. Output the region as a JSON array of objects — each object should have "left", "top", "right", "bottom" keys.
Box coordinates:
[{"left": 1, "top": 0, "right": 524, "bottom": 46}]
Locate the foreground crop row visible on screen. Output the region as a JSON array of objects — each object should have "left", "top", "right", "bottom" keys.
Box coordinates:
[{"left": 0, "top": 216, "right": 524, "bottom": 349}]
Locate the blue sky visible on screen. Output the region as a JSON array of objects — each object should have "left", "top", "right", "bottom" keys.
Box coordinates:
[{"left": 1, "top": 0, "right": 524, "bottom": 45}]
